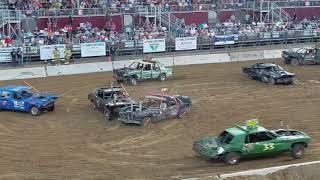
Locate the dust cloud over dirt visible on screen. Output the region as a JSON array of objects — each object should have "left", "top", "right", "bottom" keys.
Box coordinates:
[{"left": 0, "top": 59, "right": 320, "bottom": 179}]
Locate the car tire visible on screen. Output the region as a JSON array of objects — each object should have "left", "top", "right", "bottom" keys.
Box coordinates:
[
  {"left": 30, "top": 106, "right": 41, "bottom": 116},
  {"left": 159, "top": 73, "right": 166, "bottom": 82},
  {"left": 47, "top": 104, "right": 55, "bottom": 112},
  {"left": 224, "top": 152, "right": 240, "bottom": 165},
  {"left": 268, "top": 77, "right": 276, "bottom": 85},
  {"left": 291, "top": 143, "right": 305, "bottom": 159},
  {"left": 92, "top": 102, "right": 97, "bottom": 110},
  {"left": 104, "top": 108, "right": 112, "bottom": 121},
  {"left": 262, "top": 76, "right": 268, "bottom": 83},
  {"left": 129, "top": 77, "right": 137, "bottom": 86},
  {"left": 290, "top": 58, "right": 299, "bottom": 66},
  {"left": 142, "top": 117, "right": 151, "bottom": 127}
]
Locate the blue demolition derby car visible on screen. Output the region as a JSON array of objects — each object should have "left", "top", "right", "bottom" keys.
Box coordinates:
[{"left": 0, "top": 85, "right": 58, "bottom": 116}]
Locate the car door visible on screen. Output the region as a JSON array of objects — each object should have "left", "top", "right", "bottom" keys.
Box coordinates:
[
  {"left": 12, "top": 91, "right": 26, "bottom": 112},
  {"left": 142, "top": 64, "right": 152, "bottom": 79},
  {"left": 152, "top": 64, "right": 161, "bottom": 79},
  {"left": 163, "top": 98, "right": 179, "bottom": 118},
  {"left": 304, "top": 49, "right": 315, "bottom": 61},
  {"left": 243, "top": 131, "right": 279, "bottom": 156},
  {"left": 95, "top": 90, "right": 104, "bottom": 110}
]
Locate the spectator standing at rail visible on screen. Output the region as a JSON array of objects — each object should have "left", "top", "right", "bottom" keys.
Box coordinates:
[
  {"left": 17, "top": 48, "right": 23, "bottom": 65},
  {"left": 10, "top": 49, "right": 17, "bottom": 67},
  {"left": 64, "top": 46, "right": 72, "bottom": 65},
  {"left": 110, "top": 46, "right": 117, "bottom": 62},
  {"left": 53, "top": 47, "right": 61, "bottom": 66}
]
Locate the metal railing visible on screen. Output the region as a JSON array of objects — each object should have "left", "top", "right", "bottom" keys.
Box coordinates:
[{"left": 2, "top": 29, "right": 317, "bottom": 62}]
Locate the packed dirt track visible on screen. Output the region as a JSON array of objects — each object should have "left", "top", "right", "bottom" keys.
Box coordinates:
[{"left": 1, "top": 59, "right": 320, "bottom": 179}]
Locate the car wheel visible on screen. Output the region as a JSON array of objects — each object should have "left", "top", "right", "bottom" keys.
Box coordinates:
[
  {"left": 92, "top": 102, "right": 97, "bottom": 110},
  {"left": 104, "top": 108, "right": 112, "bottom": 121},
  {"left": 129, "top": 77, "right": 137, "bottom": 86},
  {"left": 47, "top": 104, "right": 55, "bottom": 112},
  {"left": 142, "top": 117, "right": 151, "bottom": 127},
  {"left": 291, "top": 143, "right": 305, "bottom": 159},
  {"left": 30, "top": 106, "right": 41, "bottom": 116},
  {"left": 290, "top": 58, "right": 299, "bottom": 66},
  {"left": 262, "top": 76, "right": 268, "bottom": 83},
  {"left": 159, "top": 73, "right": 166, "bottom": 82},
  {"left": 268, "top": 77, "right": 276, "bottom": 85},
  {"left": 224, "top": 152, "right": 240, "bottom": 165}
]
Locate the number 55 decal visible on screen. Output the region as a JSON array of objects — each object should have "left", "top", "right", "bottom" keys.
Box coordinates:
[{"left": 263, "top": 143, "right": 275, "bottom": 151}]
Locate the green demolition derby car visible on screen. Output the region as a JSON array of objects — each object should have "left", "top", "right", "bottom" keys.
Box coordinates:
[
  {"left": 113, "top": 60, "right": 173, "bottom": 85},
  {"left": 193, "top": 119, "right": 311, "bottom": 165}
]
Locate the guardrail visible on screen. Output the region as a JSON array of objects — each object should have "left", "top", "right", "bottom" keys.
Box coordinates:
[{"left": 1, "top": 29, "right": 319, "bottom": 64}]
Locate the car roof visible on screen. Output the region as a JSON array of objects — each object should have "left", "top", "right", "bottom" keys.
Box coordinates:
[
  {"left": 256, "top": 63, "right": 277, "bottom": 67},
  {"left": 226, "top": 125, "right": 268, "bottom": 136},
  {"left": 98, "top": 87, "right": 123, "bottom": 92},
  {"left": 0, "top": 85, "right": 31, "bottom": 92}
]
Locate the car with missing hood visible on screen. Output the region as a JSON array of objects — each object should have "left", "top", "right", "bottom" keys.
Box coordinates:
[
  {"left": 282, "top": 47, "right": 320, "bottom": 66},
  {"left": 88, "top": 86, "right": 136, "bottom": 120},
  {"left": 113, "top": 60, "right": 173, "bottom": 85},
  {"left": 242, "top": 63, "right": 295, "bottom": 85},
  {"left": 117, "top": 90, "right": 192, "bottom": 126},
  {"left": 193, "top": 119, "right": 311, "bottom": 165},
  {"left": 0, "top": 85, "right": 58, "bottom": 116}
]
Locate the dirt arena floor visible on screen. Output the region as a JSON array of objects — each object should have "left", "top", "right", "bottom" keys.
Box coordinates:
[{"left": 1, "top": 59, "right": 320, "bottom": 179}]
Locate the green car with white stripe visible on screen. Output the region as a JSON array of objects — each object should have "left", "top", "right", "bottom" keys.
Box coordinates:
[{"left": 193, "top": 119, "right": 311, "bottom": 165}]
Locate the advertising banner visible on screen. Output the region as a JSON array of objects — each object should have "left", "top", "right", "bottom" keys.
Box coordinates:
[
  {"left": 214, "top": 35, "right": 236, "bottom": 45},
  {"left": 175, "top": 37, "right": 197, "bottom": 51},
  {"left": 40, "top": 44, "right": 66, "bottom": 60},
  {"left": 80, "top": 42, "right": 106, "bottom": 57},
  {"left": 143, "top": 39, "right": 166, "bottom": 53}
]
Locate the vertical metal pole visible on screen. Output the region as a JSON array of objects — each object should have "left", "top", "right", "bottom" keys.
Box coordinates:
[
  {"left": 158, "top": 6, "right": 161, "bottom": 28},
  {"left": 168, "top": 12, "right": 171, "bottom": 33},
  {"left": 260, "top": 0, "right": 262, "bottom": 22},
  {"left": 77, "top": 0, "right": 80, "bottom": 9},
  {"left": 271, "top": 2, "right": 274, "bottom": 23}
]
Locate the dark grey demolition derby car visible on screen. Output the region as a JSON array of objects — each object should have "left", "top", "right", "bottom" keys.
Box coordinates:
[
  {"left": 282, "top": 47, "right": 320, "bottom": 66},
  {"left": 118, "top": 92, "right": 192, "bottom": 126},
  {"left": 88, "top": 86, "right": 136, "bottom": 120},
  {"left": 242, "top": 63, "right": 295, "bottom": 85}
]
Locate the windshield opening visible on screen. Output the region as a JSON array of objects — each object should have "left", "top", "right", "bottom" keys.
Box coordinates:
[
  {"left": 218, "top": 131, "right": 234, "bottom": 144},
  {"left": 21, "top": 90, "right": 34, "bottom": 98},
  {"left": 273, "top": 66, "right": 283, "bottom": 71},
  {"left": 129, "top": 62, "right": 140, "bottom": 69}
]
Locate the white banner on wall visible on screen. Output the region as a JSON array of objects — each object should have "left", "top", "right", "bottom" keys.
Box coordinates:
[
  {"left": 175, "top": 37, "right": 197, "bottom": 51},
  {"left": 80, "top": 42, "right": 106, "bottom": 57},
  {"left": 0, "top": 48, "right": 14, "bottom": 62},
  {"left": 143, "top": 39, "right": 166, "bottom": 53},
  {"left": 40, "top": 44, "right": 66, "bottom": 60}
]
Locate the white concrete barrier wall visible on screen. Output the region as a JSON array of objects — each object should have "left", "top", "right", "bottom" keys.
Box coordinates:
[
  {"left": 1, "top": 46, "right": 312, "bottom": 80},
  {"left": 0, "top": 67, "right": 46, "bottom": 80},
  {"left": 230, "top": 51, "right": 264, "bottom": 61}
]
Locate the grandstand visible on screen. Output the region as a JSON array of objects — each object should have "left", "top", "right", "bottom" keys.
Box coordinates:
[{"left": 1, "top": 0, "right": 320, "bottom": 62}]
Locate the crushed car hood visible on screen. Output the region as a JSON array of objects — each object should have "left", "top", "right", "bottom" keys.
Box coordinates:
[{"left": 271, "top": 71, "right": 295, "bottom": 78}]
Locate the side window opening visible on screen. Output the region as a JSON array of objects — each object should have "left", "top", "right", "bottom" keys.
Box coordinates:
[
  {"left": 154, "top": 64, "right": 160, "bottom": 71},
  {"left": 144, "top": 64, "right": 151, "bottom": 71},
  {"left": 0, "top": 91, "right": 10, "bottom": 99},
  {"left": 97, "top": 90, "right": 103, "bottom": 99},
  {"left": 13, "top": 92, "right": 22, "bottom": 100},
  {"left": 247, "top": 132, "right": 274, "bottom": 143}
]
